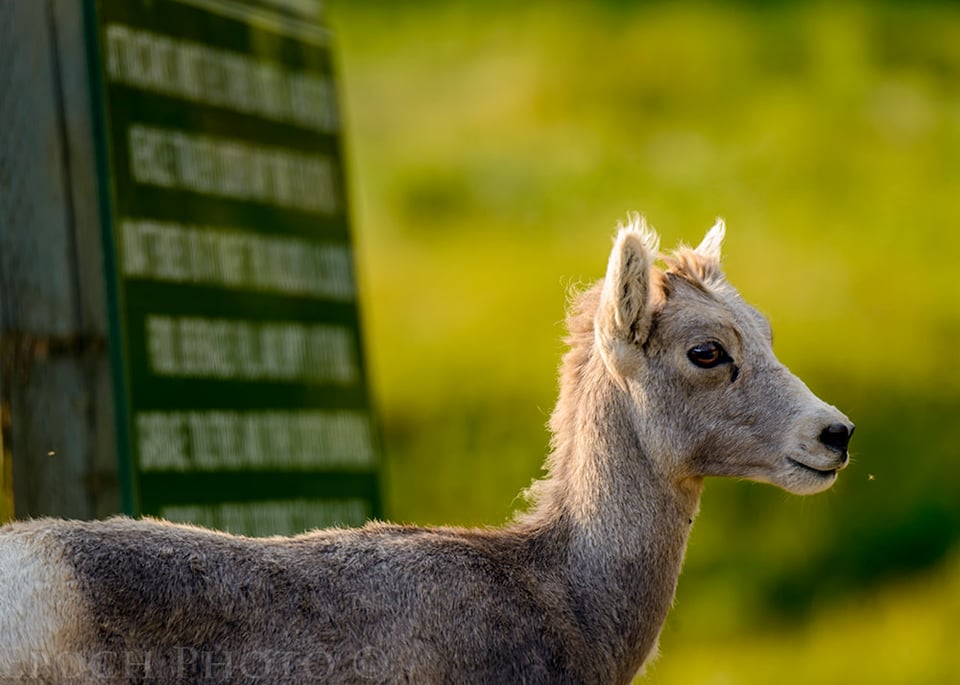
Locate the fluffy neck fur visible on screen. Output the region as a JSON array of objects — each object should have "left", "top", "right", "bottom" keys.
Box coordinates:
[{"left": 517, "top": 284, "right": 702, "bottom": 682}]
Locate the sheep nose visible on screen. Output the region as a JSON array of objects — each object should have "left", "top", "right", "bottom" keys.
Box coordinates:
[{"left": 819, "top": 422, "right": 854, "bottom": 453}]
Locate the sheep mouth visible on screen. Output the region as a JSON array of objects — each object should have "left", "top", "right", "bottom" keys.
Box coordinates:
[{"left": 787, "top": 457, "right": 838, "bottom": 478}]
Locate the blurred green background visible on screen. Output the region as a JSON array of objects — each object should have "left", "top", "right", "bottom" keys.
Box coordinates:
[{"left": 327, "top": 1, "right": 960, "bottom": 683}]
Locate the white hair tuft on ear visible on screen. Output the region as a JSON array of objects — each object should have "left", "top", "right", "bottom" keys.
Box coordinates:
[
  {"left": 618, "top": 211, "right": 660, "bottom": 257},
  {"left": 695, "top": 218, "right": 725, "bottom": 261}
]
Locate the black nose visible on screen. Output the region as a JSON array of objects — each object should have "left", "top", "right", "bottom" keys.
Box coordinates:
[{"left": 819, "top": 422, "right": 854, "bottom": 453}]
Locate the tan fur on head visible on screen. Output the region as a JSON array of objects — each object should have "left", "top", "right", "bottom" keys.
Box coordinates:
[
  {"left": 543, "top": 216, "right": 853, "bottom": 503},
  {"left": 662, "top": 218, "right": 726, "bottom": 288}
]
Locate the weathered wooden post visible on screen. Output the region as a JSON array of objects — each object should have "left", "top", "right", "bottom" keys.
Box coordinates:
[{"left": 0, "top": 0, "right": 382, "bottom": 535}]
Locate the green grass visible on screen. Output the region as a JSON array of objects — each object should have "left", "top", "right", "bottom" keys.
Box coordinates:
[
  {"left": 327, "top": 1, "right": 960, "bottom": 680},
  {"left": 647, "top": 550, "right": 960, "bottom": 685}
]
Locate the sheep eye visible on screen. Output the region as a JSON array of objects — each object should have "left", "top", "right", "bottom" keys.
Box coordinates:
[{"left": 687, "top": 341, "right": 730, "bottom": 369}]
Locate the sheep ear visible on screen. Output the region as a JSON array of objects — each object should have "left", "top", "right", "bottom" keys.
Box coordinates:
[
  {"left": 596, "top": 215, "right": 659, "bottom": 365},
  {"left": 695, "top": 218, "right": 725, "bottom": 261}
]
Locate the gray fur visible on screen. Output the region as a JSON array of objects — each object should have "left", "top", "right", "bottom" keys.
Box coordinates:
[{"left": 0, "top": 219, "right": 852, "bottom": 684}]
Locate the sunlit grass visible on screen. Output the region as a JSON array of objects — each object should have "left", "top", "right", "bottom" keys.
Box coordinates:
[{"left": 647, "top": 551, "right": 960, "bottom": 684}]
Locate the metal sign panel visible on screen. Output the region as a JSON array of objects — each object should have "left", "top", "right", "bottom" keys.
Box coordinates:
[{"left": 85, "top": 0, "right": 381, "bottom": 535}]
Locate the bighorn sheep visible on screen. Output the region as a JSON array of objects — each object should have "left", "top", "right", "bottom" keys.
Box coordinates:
[{"left": 0, "top": 218, "right": 853, "bottom": 683}]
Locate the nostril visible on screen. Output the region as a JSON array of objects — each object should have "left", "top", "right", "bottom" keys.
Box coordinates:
[{"left": 819, "top": 422, "right": 851, "bottom": 453}]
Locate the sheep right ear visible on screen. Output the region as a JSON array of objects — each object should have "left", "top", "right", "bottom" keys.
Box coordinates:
[{"left": 596, "top": 216, "right": 659, "bottom": 375}]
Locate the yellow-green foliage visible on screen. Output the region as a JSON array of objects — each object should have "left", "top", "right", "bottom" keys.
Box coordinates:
[
  {"left": 328, "top": 1, "right": 959, "bottom": 680},
  {"left": 646, "top": 551, "right": 960, "bottom": 685}
]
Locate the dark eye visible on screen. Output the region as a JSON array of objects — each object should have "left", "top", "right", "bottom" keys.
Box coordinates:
[{"left": 687, "top": 341, "right": 730, "bottom": 369}]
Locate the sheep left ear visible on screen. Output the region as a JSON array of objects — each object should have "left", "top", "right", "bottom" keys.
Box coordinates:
[
  {"left": 596, "top": 215, "right": 659, "bottom": 380},
  {"left": 695, "top": 218, "right": 725, "bottom": 261}
]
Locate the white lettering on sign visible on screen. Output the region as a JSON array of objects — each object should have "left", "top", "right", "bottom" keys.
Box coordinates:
[
  {"left": 145, "top": 315, "right": 358, "bottom": 384},
  {"left": 128, "top": 125, "right": 339, "bottom": 214},
  {"left": 160, "top": 498, "right": 370, "bottom": 537},
  {"left": 120, "top": 219, "right": 354, "bottom": 299},
  {"left": 105, "top": 24, "right": 338, "bottom": 133},
  {"left": 254, "top": 0, "right": 325, "bottom": 20},
  {"left": 137, "top": 412, "right": 192, "bottom": 471},
  {"left": 137, "top": 409, "right": 376, "bottom": 471}
]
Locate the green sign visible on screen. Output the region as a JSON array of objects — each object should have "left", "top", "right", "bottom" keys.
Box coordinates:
[{"left": 84, "top": 0, "right": 381, "bottom": 535}]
